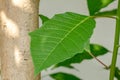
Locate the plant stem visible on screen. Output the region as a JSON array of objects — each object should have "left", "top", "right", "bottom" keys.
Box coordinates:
[
  {"left": 109, "top": 0, "right": 120, "bottom": 80},
  {"left": 87, "top": 52, "right": 109, "bottom": 69},
  {"left": 93, "top": 16, "right": 116, "bottom": 19}
]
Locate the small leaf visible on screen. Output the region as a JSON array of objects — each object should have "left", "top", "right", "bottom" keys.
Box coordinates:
[
  {"left": 95, "top": 9, "right": 117, "bottom": 16},
  {"left": 39, "top": 14, "right": 50, "bottom": 24},
  {"left": 115, "top": 67, "right": 120, "bottom": 80},
  {"left": 55, "top": 44, "right": 109, "bottom": 68},
  {"left": 50, "top": 72, "right": 81, "bottom": 80},
  {"left": 87, "top": 0, "right": 114, "bottom": 15},
  {"left": 30, "top": 12, "right": 95, "bottom": 75}
]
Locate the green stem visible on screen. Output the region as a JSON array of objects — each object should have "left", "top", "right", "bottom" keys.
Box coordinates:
[
  {"left": 93, "top": 16, "right": 116, "bottom": 19},
  {"left": 87, "top": 51, "right": 109, "bottom": 69},
  {"left": 109, "top": 0, "right": 120, "bottom": 80}
]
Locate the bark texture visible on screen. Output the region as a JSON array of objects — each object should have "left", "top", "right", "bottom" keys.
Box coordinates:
[{"left": 0, "top": 0, "right": 40, "bottom": 80}]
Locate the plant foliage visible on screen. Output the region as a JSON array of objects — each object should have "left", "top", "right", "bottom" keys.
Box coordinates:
[
  {"left": 87, "top": 0, "right": 114, "bottom": 15},
  {"left": 30, "top": 12, "right": 95, "bottom": 75},
  {"left": 115, "top": 67, "right": 120, "bottom": 80},
  {"left": 55, "top": 44, "right": 109, "bottom": 68},
  {"left": 39, "top": 14, "right": 50, "bottom": 24},
  {"left": 50, "top": 72, "right": 81, "bottom": 80},
  {"left": 29, "top": 0, "right": 120, "bottom": 80}
]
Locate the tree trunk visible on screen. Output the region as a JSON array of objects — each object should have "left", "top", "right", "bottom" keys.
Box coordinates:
[{"left": 0, "top": 0, "right": 40, "bottom": 80}]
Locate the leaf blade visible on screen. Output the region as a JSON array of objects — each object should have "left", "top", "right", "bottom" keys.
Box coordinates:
[
  {"left": 30, "top": 12, "right": 96, "bottom": 75},
  {"left": 55, "top": 44, "right": 109, "bottom": 68},
  {"left": 39, "top": 14, "right": 50, "bottom": 24},
  {"left": 115, "top": 67, "right": 120, "bottom": 80},
  {"left": 50, "top": 72, "right": 81, "bottom": 80},
  {"left": 87, "top": 0, "right": 114, "bottom": 15}
]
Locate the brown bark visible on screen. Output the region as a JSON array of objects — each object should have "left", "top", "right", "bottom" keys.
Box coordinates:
[{"left": 0, "top": 0, "right": 40, "bottom": 80}]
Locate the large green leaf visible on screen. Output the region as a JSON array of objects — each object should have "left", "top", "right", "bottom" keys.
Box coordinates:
[
  {"left": 50, "top": 72, "right": 81, "bottom": 80},
  {"left": 29, "top": 12, "right": 95, "bottom": 75},
  {"left": 87, "top": 0, "right": 114, "bottom": 15},
  {"left": 55, "top": 44, "right": 109, "bottom": 68}
]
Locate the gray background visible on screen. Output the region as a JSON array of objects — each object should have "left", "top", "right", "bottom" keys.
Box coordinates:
[{"left": 39, "top": 0, "right": 120, "bottom": 80}]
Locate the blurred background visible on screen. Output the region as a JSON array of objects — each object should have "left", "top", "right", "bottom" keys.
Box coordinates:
[{"left": 39, "top": 0, "right": 119, "bottom": 80}]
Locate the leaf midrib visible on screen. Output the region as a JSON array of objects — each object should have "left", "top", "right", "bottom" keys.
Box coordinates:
[{"left": 37, "top": 16, "right": 91, "bottom": 71}]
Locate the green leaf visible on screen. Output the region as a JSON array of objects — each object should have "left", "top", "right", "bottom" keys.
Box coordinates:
[
  {"left": 87, "top": 0, "right": 114, "bottom": 15},
  {"left": 39, "top": 14, "right": 50, "bottom": 24},
  {"left": 55, "top": 44, "right": 109, "bottom": 68},
  {"left": 95, "top": 9, "right": 117, "bottom": 16},
  {"left": 50, "top": 72, "right": 81, "bottom": 80},
  {"left": 115, "top": 67, "right": 120, "bottom": 80},
  {"left": 29, "top": 12, "right": 96, "bottom": 75}
]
